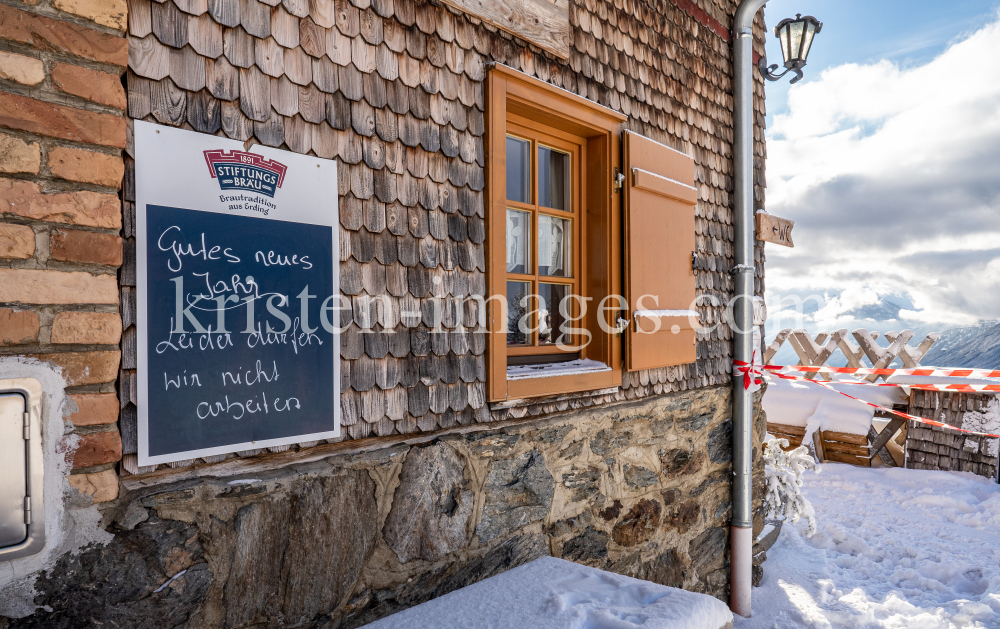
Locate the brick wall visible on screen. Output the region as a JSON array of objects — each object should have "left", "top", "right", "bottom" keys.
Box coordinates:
[{"left": 0, "top": 0, "right": 127, "bottom": 502}]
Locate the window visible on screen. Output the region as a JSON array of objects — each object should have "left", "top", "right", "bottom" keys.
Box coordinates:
[
  {"left": 487, "top": 66, "right": 626, "bottom": 402},
  {"left": 487, "top": 67, "right": 700, "bottom": 403},
  {"left": 504, "top": 128, "right": 580, "bottom": 355}
]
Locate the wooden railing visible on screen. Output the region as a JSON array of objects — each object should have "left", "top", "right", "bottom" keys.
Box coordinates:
[
  {"left": 764, "top": 328, "right": 941, "bottom": 381},
  {"left": 764, "top": 328, "right": 941, "bottom": 468}
]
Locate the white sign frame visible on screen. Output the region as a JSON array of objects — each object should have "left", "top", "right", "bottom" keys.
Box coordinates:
[{"left": 135, "top": 121, "right": 340, "bottom": 466}]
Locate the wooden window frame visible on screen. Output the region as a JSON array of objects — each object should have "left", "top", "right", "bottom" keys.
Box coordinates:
[
  {"left": 487, "top": 65, "right": 626, "bottom": 402},
  {"left": 504, "top": 123, "right": 583, "bottom": 356}
]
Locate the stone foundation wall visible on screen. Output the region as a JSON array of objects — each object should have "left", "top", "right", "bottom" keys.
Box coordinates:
[{"left": 5, "top": 385, "right": 766, "bottom": 628}]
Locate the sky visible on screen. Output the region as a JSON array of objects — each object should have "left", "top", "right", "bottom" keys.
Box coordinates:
[{"left": 758, "top": 0, "right": 1000, "bottom": 340}]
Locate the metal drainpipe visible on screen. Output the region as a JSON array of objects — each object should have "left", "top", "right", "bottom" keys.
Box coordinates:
[{"left": 730, "top": 0, "right": 768, "bottom": 618}]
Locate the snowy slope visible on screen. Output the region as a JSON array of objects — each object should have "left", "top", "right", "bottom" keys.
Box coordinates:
[
  {"left": 923, "top": 320, "right": 1000, "bottom": 368},
  {"left": 738, "top": 465, "right": 1000, "bottom": 628}
]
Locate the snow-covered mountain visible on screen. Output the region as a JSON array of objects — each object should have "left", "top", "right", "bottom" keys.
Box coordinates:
[
  {"left": 843, "top": 296, "right": 910, "bottom": 322},
  {"left": 923, "top": 320, "right": 1000, "bottom": 368}
]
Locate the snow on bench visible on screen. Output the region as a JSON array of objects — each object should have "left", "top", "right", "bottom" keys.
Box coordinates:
[
  {"left": 363, "top": 556, "right": 733, "bottom": 629},
  {"left": 762, "top": 377, "right": 908, "bottom": 465}
]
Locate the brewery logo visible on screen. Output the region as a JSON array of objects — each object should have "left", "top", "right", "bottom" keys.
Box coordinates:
[{"left": 203, "top": 150, "right": 288, "bottom": 198}]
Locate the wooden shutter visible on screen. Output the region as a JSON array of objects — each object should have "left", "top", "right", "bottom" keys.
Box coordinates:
[{"left": 623, "top": 130, "right": 698, "bottom": 371}]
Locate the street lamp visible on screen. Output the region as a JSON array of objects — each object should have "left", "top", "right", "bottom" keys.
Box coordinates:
[{"left": 758, "top": 13, "right": 823, "bottom": 84}]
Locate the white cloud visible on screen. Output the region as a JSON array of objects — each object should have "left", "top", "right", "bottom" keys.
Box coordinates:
[{"left": 764, "top": 11, "right": 1000, "bottom": 328}]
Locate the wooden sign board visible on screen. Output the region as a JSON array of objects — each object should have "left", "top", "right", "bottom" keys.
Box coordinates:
[
  {"left": 756, "top": 212, "right": 795, "bottom": 247},
  {"left": 135, "top": 121, "right": 340, "bottom": 466},
  {"left": 441, "top": 0, "right": 570, "bottom": 58}
]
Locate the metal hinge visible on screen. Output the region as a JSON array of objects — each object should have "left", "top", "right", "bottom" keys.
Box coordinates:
[
  {"left": 692, "top": 251, "right": 699, "bottom": 270},
  {"left": 24, "top": 497, "right": 31, "bottom": 525},
  {"left": 614, "top": 316, "right": 629, "bottom": 337},
  {"left": 23, "top": 411, "right": 29, "bottom": 441},
  {"left": 613, "top": 167, "right": 625, "bottom": 193}
]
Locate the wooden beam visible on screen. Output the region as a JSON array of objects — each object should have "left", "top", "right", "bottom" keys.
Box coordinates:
[
  {"left": 812, "top": 430, "right": 826, "bottom": 462},
  {"left": 821, "top": 430, "right": 869, "bottom": 446},
  {"left": 767, "top": 422, "right": 806, "bottom": 437},
  {"left": 822, "top": 440, "right": 870, "bottom": 456},
  {"left": 824, "top": 450, "right": 871, "bottom": 467},
  {"left": 439, "top": 0, "right": 570, "bottom": 58},
  {"left": 868, "top": 417, "right": 906, "bottom": 460}
]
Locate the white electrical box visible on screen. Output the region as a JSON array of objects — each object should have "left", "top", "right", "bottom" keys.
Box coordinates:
[
  {"left": 0, "top": 378, "right": 44, "bottom": 561},
  {"left": 0, "top": 394, "right": 27, "bottom": 547}
]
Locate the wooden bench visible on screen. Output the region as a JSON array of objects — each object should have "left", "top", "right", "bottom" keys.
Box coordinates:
[
  {"left": 819, "top": 431, "right": 870, "bottom": 467},
  {"left": 768, "top": 422, "right": 870, "bottom": 467}
]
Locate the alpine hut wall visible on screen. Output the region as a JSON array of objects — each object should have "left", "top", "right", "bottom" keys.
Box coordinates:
[
  {"left": 121, "top": 0, "right": 769, "bottom": 473},
  {"left": 0, "top": 0, "right": 773, "bottom": 622}
]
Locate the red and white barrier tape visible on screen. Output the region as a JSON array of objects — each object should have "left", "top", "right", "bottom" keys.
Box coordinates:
[
  {"left": 733, "top": 354, "right": 767, "bottom": 391},
  {"left": 779, "top": 365, "right": 1000, "bottom": 380},
  {"left": 752, "top": 364, "right": 1000, "bottom": 392},
  {"left": 733, "top": 361, "right": 1000, "bottom": 440},
  {"left": 782, "top": 375, "right": 1000, "bottom": 394}
]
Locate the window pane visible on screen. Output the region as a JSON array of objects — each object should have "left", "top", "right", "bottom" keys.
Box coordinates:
[
  {"left": 506, "top": 209, "right": 531, "bottom": 274},
  {"left": 538, "top": 283, "right": 570, "bottom": 345},
  {"left": 801, "top": 22, "right": 817, "bottom": 59},
  {"left": 538, "top": 215, "right": 570, "bottom": 277},
  {"left": 538, "top": 146, "right": 570, "bottom": 211},
  {"left": 507, "top": 281, "right": 531, "bottom": 346},
  {"left": 787, "top": 20, "right": 804, "bottom": 60},
  {"left": 506, "top": 136, "right": 530, "bottom": 203}
]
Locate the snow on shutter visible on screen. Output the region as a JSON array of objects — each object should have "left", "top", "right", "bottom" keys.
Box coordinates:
[{"left": 623, "top": 130, "right": 698, "bottom": 371}]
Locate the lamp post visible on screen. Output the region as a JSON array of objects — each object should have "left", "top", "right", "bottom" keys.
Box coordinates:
[
  {"left": 759, "top": 13, "right": 823, "bottom": 84},
  {"left": 730, "top": 1, "right": 821, "bottom": 619}
]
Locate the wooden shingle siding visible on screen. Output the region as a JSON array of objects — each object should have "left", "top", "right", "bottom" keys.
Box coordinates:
[
  {"left": 906, "top": 390, "right": 999, "bottom": 478},
  {"left": 123, "top": 0, "right": 767, "bottom": 470}
]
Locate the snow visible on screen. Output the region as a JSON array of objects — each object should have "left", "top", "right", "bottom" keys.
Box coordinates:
[
  {"left": 763, "top": 437, "right": 819, "bottom": 536},
  {"left": 805, "top": 391, "right": 873, "bottom": 438},
  {"left": 737, "top": 464, "right": 1000, "bottom": 628},
  {"left": 364, "top": 556, "right": 733, "bottom": 629},
  {"left": 763, "top": 376, "right": 907, "bottom": 437},
  {"left": 960, "top": 399, "right": 1000, "bottom": 456},
  {"left": 633, "top": 310, "right": 701, "bottom": 319},
  {"left": 761, "top": 378, "right": 823, "bottom": 428},
  {"left": 507, "top": 359, "right": 611, "bottom": 380},
  {"left": 824, "top": 382, "right": 907, "bottom": 409}
]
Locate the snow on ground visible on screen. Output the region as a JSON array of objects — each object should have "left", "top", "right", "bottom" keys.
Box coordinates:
[
  {"left": 366, "top": 556, "right": 733, "bottom": 629},
  {"left": 737, "top": 464, "right": 1000, "bottom": 629}
]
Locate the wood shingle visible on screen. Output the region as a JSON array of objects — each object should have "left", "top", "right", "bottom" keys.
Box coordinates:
[{"left": 124, "top": 0, "right": 768, "bottom": 469}]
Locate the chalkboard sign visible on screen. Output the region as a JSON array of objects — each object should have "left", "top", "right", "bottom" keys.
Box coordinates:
[{"left": 135, "top": 122, "right": 339, "bottom": 466}]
